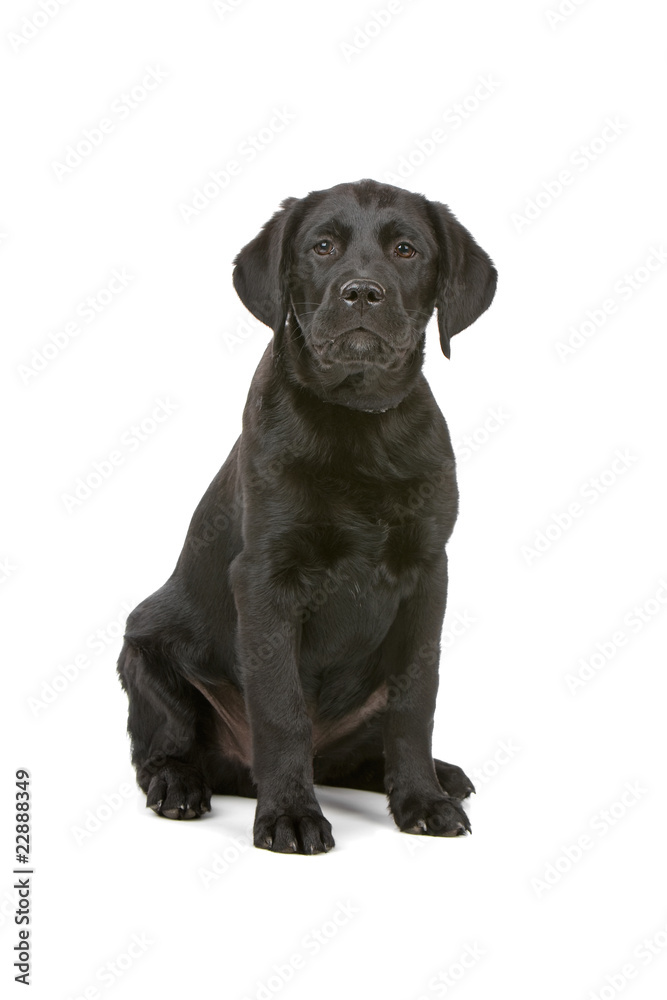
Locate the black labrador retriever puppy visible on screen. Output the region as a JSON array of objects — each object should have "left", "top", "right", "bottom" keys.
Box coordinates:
[{"left": 117, "top": 179, "right": 497, "bottom": 854}]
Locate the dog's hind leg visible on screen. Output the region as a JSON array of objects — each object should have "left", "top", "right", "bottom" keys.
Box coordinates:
[
  {"left": 117, "top": 639, "right": 213, "bottom": 819},
  {"left": 317, "top": 756, "right": 474, "bottom": 800}
]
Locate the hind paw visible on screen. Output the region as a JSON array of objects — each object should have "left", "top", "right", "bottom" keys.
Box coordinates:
[{"left": 145, "top": 762, "right": 211, "bottom": 820}]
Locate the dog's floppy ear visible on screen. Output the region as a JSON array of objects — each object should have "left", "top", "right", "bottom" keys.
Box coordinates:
[
  {"left": 426, "top": 200, "right": 497, "bottom": 358},
  {"left": 232, "top": 196, "right": 299, "bottom": 333}
]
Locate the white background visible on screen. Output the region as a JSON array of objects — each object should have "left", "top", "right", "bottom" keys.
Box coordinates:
[{"left": 2, "top": 1, "right": 666, "bottom": 997}]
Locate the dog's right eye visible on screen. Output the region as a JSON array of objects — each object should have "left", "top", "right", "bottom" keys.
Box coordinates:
[{"left": 313, "top": 240, "right": 335, "bottom": 255}]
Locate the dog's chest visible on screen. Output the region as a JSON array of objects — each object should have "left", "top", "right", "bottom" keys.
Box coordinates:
[
  {"left": 270, "top": 485, "right": 447, "bottom": 594},
  {"left": 263, "top": 455, "right": 455, "bottom": 586},
  {"left": 269, "top": 506, "right": 444, "bottom": 666},
  {"left": 247, "top": 446, "right": 457, "bottom": 660}
]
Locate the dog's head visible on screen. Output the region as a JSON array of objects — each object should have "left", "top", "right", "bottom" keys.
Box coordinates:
[{"left": 233, "top": 179, "right": 497, "bottom": 411}]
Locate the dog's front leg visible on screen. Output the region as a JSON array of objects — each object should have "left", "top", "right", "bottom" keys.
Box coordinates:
[
  {"left": 382, "top": 554, "right": 471, "bottom": 837},
  {"left": 232, "top": 561, "right": 334, "bottom": 854}
]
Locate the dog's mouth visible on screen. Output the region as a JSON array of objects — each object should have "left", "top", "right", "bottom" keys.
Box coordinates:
[{"left": 315, "top": 327, "right": 408, "bottom": 369}]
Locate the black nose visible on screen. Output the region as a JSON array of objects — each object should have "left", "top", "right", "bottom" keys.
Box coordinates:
[{"left": 340, "top": 278, "right": 385, "bottom": 306}]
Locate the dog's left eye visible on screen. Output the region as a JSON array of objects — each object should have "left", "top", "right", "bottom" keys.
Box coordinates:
[
  {"left": 395, "top": 242, "right": 417, "bottom": 258},
  {"left": 314, "top": 240, "right": 335, "bottom": 255}
]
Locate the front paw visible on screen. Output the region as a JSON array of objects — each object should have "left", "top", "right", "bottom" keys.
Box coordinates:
[
  {"left": 390, "top": 791, "right": 471, "bottom": 837},
  {"left": 254, "top": 806, "right": 335, "bottom": 855}
]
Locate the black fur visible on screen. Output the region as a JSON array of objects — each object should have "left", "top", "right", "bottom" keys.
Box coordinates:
[{"left": 117, "top": 179, "right": 497, "bottom": 853}]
